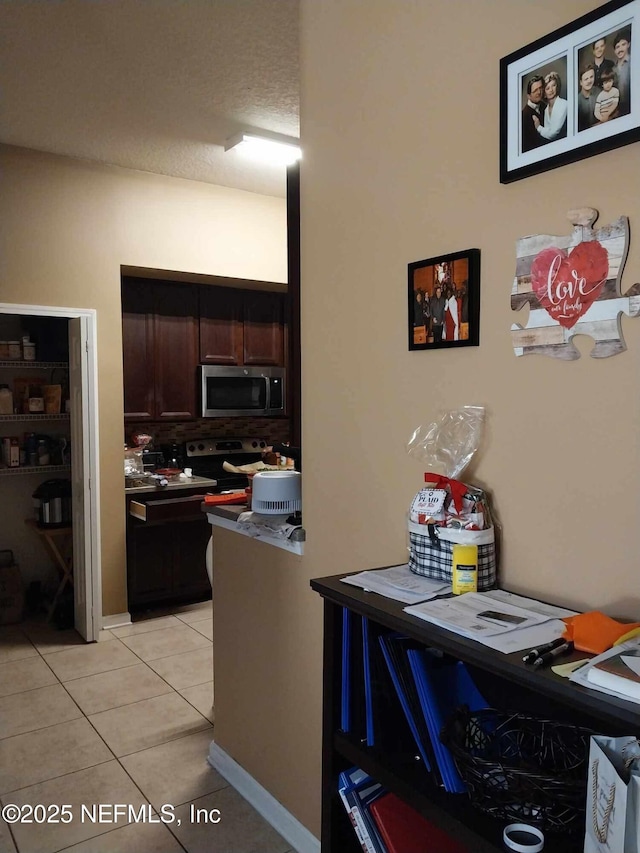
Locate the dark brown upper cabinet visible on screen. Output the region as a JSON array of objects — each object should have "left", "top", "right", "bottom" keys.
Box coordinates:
[
  {"left": 198, "top": 286, "right": 243, "bottom": 365},
  {"left": 122, "top": 280, "right": 154, "bottom": 420},
  {"left": 199, "top": 286, "right": 285, "bottom": 367},
  {"left": 122, "top": 279, "right": 198, "bottom": 421}
]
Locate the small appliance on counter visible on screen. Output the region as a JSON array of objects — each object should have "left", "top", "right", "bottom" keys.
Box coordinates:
[
  {"left": 164, "top": 442, "right": 185, "bottom": 469},
  {"left": 251, "top": 471, "right": 302, "bottom": 516},
  {"left": 141, "top": 449, "right": 165, "bottom": 472}
]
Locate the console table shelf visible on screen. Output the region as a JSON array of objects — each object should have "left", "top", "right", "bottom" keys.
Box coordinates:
[{"left": 311, "top": 572, "right": 640, "bottom": 853}]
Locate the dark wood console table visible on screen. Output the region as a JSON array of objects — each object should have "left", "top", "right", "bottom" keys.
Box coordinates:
[{"left": 311, "top": 572, "right": 640, "bottom": 853}]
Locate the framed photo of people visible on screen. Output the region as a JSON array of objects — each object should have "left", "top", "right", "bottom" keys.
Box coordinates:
[
  {"left": 500, "top": 0, "right": 639, "bottom": 183},
  {"left": 408, "top": 249, "right": 480, "bottom": 351}
]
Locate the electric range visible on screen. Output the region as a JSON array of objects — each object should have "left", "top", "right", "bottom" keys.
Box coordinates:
[{"left": 183, "top": 437, "right": 269, "bottom": 492}]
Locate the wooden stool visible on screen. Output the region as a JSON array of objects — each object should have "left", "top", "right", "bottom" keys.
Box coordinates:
[{"left": 25, "top": 518, "right": 73, "bottom": 621}]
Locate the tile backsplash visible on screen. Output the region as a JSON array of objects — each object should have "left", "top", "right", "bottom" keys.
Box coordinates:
[{"left": 125, "top": 417, "right": 291, "bottom": 448}]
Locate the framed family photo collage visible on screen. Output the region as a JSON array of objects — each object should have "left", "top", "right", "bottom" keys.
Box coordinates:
[{"left": 500, "top": 0, "right": 639, "bottom": 182}]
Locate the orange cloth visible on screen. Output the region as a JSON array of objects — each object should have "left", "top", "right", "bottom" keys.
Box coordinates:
[{"left": 562, "top": 611, "right": 640, "bottom": 655}]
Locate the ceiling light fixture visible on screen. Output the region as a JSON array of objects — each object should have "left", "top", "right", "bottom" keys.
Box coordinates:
[{"left": 224, "top": 131, "right": 301, "bottom": 166}]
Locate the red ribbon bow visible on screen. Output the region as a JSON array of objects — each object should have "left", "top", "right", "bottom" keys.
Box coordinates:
[{"left": 423, "top": 472, "right": 467, "bottom": 514}]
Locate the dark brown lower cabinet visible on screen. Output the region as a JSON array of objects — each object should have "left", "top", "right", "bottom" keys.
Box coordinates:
[
  {"left": 126, "top": 493, "right": 211, "bottom": 609},
  {"left": 311, "top": 573, "right": 640, "bottom": 853}
]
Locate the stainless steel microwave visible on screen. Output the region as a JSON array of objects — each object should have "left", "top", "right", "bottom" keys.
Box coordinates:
[{"left": 199, "top": 365, "right": 285, "bottom": 417}]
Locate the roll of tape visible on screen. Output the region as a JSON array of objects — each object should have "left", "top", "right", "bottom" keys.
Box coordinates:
[{"left": 502, "top": 823, "right": 544, "bottom": 852}]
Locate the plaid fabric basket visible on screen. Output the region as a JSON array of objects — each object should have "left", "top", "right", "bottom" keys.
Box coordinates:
[{"left": 408, "top": 520, "right": 497, "bottom": 589}]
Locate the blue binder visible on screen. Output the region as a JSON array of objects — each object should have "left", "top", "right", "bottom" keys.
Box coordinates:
[
  {"left": 363, "top": 621, "right": 420, "bottom": 756},
  {"left": 378, "top": 633, "right": 433, "bottom": 775},
  {"left": 341, "top": 609, "right": 366, "bottom": 739},
  {"left": 341, "top": 607, "right": 351, "bottom": 732},
  {"left": 407, "top": 650, "right": 488, "bottom": 794},
  {"left": 338, "top": 767, "right": 386, "bottom": 853},
  {"left": 362, "top": 616, "right": 375, "bottom": 746}
]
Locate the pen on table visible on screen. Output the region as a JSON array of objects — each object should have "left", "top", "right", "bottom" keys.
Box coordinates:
[
  {"left": 532, "top": 640, "right": 574, "bottom": 669},
  {"left": 522, "top": 637, "right": 568, "bottom": 664}
]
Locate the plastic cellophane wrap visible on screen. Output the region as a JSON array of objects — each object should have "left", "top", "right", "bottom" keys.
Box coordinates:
[{"left": 406, "top": 406, "right": 498, "bottom": 588}]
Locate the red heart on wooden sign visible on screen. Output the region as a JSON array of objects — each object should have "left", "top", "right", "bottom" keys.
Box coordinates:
[{"left": 530, "top": 241, "right": 609, "bottom": 329}]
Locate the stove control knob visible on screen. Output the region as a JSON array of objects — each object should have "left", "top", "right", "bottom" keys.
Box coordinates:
[
  {"left": 251, "top": 441, "right": 258, "bottom": 448},
  {"left": 188, "top": 444, "right": 195, "bottom": 453},
  {"left": 260, "top": 441, "right": 266, "bottom": 448},
  {"left": 197, "top": 443, "right": 205, "bottom": 451}
]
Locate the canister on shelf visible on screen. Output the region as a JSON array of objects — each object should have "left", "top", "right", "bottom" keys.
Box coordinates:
[
  {"left": 0, "top": 342, "right": 9, "bottom": 360},
  {"left": 0, "top": 385, "right": 13, "bottom": 415},
  {"left": 43, "top": 385, "right": 61, "bottom": 414},
  {"left": 451, "top": 544, "right": 478, "bottom": 595},
  {"left": 8, "top": 341, "right": 21, "bottom": 360},
  {"left": 23, "top": 341, "right": 36, "bottom": 361},
  {"left": 37, "top": 438, "right": 50, "bottom": 466},
  {"left": 2, "top": 437, "right": 20, "bottom": 468}
]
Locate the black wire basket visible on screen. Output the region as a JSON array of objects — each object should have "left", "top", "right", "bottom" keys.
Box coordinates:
[{"left": 440, "top": 707, "right": 596, "bottom": 836}]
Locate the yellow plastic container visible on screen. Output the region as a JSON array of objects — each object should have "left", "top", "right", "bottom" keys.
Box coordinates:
[{"left": 451, "top": 544, "right": 478, "bottom": 595}]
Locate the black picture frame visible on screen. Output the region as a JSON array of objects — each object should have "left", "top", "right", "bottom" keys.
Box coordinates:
[
  {"left": 408, "top": 249, "right": 480, "bottom": 351},
  {"left": 500, "top": 0, "right": 639, "bottom": 184}
]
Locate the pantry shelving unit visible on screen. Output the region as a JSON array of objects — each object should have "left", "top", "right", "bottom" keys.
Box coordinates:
[
  {"left": 0, "top": 414, "right": 70, "bottom": 422},
  {"left": 0, "top": 465, "right": 71, "bottom": 477},
  {"left": 0, "top": 359, "right": 70, "bottom": 474},
  {"left": 0, "top": 361, "right": 68, "bottom": 369}
]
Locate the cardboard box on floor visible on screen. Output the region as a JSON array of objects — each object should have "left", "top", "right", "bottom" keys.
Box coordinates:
[{"left": 0, "top": 550, "right": 24, "bottom": 625}]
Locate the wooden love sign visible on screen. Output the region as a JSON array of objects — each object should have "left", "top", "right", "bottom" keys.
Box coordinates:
[{"left": 511, "top": 208, "right": 640, "bottom": 359}]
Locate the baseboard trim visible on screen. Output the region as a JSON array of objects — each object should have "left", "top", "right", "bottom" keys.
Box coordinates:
[
  {"left": 101, "top": 612, "right": 132, "bottom": 630},
  {"left": 208, "top": 741, "right": 320, "bottom": 853}
]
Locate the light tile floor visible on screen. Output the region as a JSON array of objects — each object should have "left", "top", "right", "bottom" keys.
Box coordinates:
[{"left": 0, "top": 601, "right": 294, "bottom": 853}]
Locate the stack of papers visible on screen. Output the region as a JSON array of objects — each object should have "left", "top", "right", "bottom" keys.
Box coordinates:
[
  {"left": 405, "top": 592, "right": 549, "bottom": 636},
  {"left": 340, "top": 567, "right": 579, "bottom": 655},
  {"left": 341, "top": 565, "right": 450, "bottom": 604},
  {"left": 236, "top": 511, "right": 299, "bottom": 539},
  {"left": 404, "top": 590, "right": 576, "bottom": 653}
]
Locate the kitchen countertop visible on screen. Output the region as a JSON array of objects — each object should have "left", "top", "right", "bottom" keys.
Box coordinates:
[
  {"left": 203, "top": 503, "right": 305, "bottom": 554},
  {"left": 124, "top": 475, "right": 218, "bottom": 495}
]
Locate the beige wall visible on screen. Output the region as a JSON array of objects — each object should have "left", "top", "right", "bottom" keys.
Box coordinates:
[
  {"left": 214, "top": 0, "right": 640, "bottom": 840},
  {"left": 212, "top": 530, "right": 318, "bottom": 816},
  {"left": 0, "top": 145, "right": 287, "bottom": 615}
]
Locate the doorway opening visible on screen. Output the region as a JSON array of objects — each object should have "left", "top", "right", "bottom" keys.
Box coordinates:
[{"left": 0, "top": 303, "right": 101, "bottom": 641}]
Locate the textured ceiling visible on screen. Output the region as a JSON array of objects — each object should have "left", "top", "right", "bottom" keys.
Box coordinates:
[{"left": 0, "top": 0, "right": 299, "bottom": 197}]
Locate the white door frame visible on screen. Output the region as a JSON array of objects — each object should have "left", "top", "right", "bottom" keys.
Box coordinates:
[{"left": 0, "top": 302, "right": 101, "bottom": 640}]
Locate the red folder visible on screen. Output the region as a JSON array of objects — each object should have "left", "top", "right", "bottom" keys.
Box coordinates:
[
  {"left": 203, "top": 492, "right": 247, "bottom": 506},
  {"left": 369, "top": 793, "right": 468, "bottom": 853}
]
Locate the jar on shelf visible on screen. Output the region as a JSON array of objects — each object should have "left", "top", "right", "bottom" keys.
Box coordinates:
[
  {"left": 0, "top": 385, "right": 13, "bottom": 415},
  {"left": 37, "top": 438, "right": 50, "bottom": 466},
  {"left": 0, "top": 342, "right": 9, "bottom": 360},
  {"left": 8, "top": 341, "right": 21, "bottom": 360},
  {"left": 23, "top": 341, "right": 36, "bottom": 361}
]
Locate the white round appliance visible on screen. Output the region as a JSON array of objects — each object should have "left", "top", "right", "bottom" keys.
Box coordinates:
[{"left": 251, "top": 471, "right": 301, "bottom": 515}]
